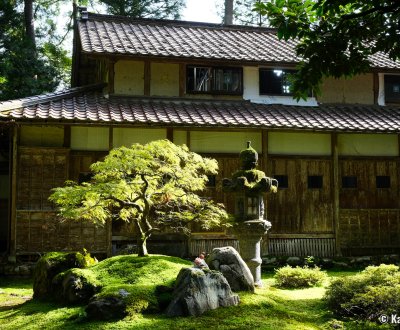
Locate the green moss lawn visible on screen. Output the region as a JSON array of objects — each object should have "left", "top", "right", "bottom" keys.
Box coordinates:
[{"left": 0, "top": 256, "right": 391, "bottom": 330}]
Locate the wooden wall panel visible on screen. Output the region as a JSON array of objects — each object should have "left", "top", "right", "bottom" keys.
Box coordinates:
[
  {"left": 339, "top": 159, "right": 399, "bottom": 209},
  {"left": 16, "top": 211, "right": 109, "bottom": 255},
  {"left": 267, "top": 157, "right": 334, "bottom": 234},
  {"left": 339, "top": 209, "right": 400, "bottom": 255},
  {"left": 69, "top": 151, "right": 107, "bottom": 181},
  {"left": 17, "top": 148, "right": 69, "bottom": 210}
]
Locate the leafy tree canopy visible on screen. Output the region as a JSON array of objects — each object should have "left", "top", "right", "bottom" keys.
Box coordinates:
[
  {"left": 255, "top": 0, "right": 400, "bottom": 100},
  {"left": 49, "top": 140, "right": 230, "bottom": 256},
  {"left": 98, "top": 0, "right": 186, "bottom": 19},
  {"left": 215, "top": 0, "right": 268, "bottom": 26},
  {"left": 0, "top": 0, "right": 71, "bottom": 100}
]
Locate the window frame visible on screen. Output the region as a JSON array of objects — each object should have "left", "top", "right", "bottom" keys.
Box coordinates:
[
  {"left": 259, "top": 68, "right": 297, "bottom": 96},
  {"left": 384, "top": 74, "right": 400, "bottom": 104},
  {"left": 186, "top": 65, "right": 243, "bottom": 95}
]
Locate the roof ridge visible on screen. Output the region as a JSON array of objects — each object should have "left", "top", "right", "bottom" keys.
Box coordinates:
[
  {"left": 0, "top": 83, "right": 106, "bottom": 113},
  {"left": 83, "top": 12, "right": 277, "bottom": 33}
]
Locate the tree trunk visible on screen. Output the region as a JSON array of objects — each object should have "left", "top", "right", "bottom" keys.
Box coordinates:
[
  {"left": 137, "top": 236, "right": 148, "bottom": 257},
  {"left": 24, "top": 0, "right": 36, "bottom": 48}
]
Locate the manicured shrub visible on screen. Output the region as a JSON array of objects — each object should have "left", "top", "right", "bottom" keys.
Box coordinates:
[
  {"left": 274, "top": 265, "right": 327, "bottom": 288},
  {"left": 325, "top": 264, "right": 400, "bottom": 321}
]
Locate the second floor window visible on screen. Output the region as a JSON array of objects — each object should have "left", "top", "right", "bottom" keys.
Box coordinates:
[
  {"left": 186, "top": 66, "right": 242, "bottom": 94},
  {"left": 259, "top": 68, "right": 295, "bottom": 96},
  {"left": 384, "top": 75, "right": 400, "bottom": 103}
]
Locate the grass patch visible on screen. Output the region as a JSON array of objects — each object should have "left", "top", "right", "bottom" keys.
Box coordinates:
[{"left": 0, "top": 259, "right": 391, "bottom": 329}]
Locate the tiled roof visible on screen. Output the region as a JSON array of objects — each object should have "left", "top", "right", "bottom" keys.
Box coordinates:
[
  {"left": 77, "top": 12, "right": 400, "bottom": 70},
  {"left": 1, "top": 87, "right": 400, "bottom": 133}
]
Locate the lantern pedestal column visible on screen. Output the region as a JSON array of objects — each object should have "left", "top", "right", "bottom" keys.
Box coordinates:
[{"left": 234, "top": 219, "right": 271, "bottom": 287}]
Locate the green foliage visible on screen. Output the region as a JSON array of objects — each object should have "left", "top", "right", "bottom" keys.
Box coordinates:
[
  {"left": 33, "top": 251, "right": 97, "bottom": 300},
  {"left": 274, "top": 265, "right": 327, "bottom": 288},
  {"left": 325, "top": 264, "right": 400, "bottom": 321},
  {"left": 98, "top": 0, "right": 185, "bottom": 19},
  {"left": 2, "top": 269, "right": 361, "bottom": 329},
  {"left": 255, "top": 0, "right": 400, "bottom": 100},
  {"left": 0, "top": 1, "right": 72, "bottom": 100},
  {"left": 81, "top": 254, "right": 191, "bottom": 314},
  {"left": 215, "top": 0, "right": 269, "bottom": 26},
  {"left": 49, "top": 140, "right": 229, "bottom": 256}
]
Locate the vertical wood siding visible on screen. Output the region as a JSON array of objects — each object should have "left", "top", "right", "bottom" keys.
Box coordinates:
[{"left": 266, "top": 157, "right": 334, "bottom": 234}]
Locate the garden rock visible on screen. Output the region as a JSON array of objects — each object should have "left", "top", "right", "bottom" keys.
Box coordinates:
[
  {"left": 33, "top": 251, "right": 96, "bottom": 299},
  {"left": 86, "top": 296, "right": 127, "bottom": 320},
  {"left": 286, "top": 256, "right": 302, "bottom": 266},
  {"left": 166, "top": 267, "right": 240, "bottom": 317},
  {"left": 55, "top": 272, "right": 98, "bottom": 304},
  {"left": 207, "top": 246, "right": 254, "bottom": 292}
]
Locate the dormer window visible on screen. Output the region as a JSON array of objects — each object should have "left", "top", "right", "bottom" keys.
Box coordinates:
[
  {"left": 259, "top": 68, "right": 295, "bottom": 95},
  {"left": 384, "top": 75, "right": 400, "bottom": 103},
  {"left": 186, "top": 66, "right": 242, "bottom": 94}
]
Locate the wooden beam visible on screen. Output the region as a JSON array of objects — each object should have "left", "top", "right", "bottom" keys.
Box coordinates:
[
  {"left": 8, "top": 125, "right": 18, "bottom": 262},
  {"left": 332, "top": 133, "right": 341, "bottom": 256}
]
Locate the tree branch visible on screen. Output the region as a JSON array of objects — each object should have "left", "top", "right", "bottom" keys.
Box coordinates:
[{"left": 342, "top": 2, "right": 400, "bottom": 20}]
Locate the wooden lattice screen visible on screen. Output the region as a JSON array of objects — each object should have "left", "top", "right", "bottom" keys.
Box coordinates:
[{"left": 15, "top": 147, "right": 110, "bottom": 256}]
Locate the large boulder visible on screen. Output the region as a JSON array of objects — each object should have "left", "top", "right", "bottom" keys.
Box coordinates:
[
  {"left": 86, "top": 296, "right": 127, "bottom": 320},
  {"left": 33, "top": 251, "right": 97, "bottom": 300},
  {"left": 206, "top": 246, "right": 254, "bottom": 292},
  {"left": 52, "top": 269, "right": 100, "bottom": 304},
  {"left": 166, "top": 267, "right": 240, "bottom": 317}
]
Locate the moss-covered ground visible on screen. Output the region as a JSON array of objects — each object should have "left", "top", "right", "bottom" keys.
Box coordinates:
[{"left": 0, "top": 256, "right": 392, "bottom": 330}]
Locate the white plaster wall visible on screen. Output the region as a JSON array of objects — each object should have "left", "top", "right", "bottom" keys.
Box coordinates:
[
  {"left": 173, "top": 130, "right": 187, "bottom": 146},
  {"left": 338, "top": 134, "right": 398, "bottom": 156},
  {"left": 71, "top": 127, "right": 109, "bottom": 151},
  {"left": 190, "top": 131, "right": 262, "bottom": 153},
  {"left": 268, "top": 132, "right": 332, "bottom": 155},
  {"left": 20, "top": 125, "right": 64, "bottom": 147},
  {"left": 113, "top": 128, "right": 166, "bottom": 147},
  {"left": 243, "top": 66, "right": 318, "bottom": 106}
]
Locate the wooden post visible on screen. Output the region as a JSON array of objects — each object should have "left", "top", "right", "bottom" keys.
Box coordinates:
[
  {"left": 166, "top": 128, "right": 173, "bottom": 142},
  {"left": 332, "top": 133, "right": 341, "bottom": 256},
  {"left": 108, "top": 127, "right": 113, "bottom": 150},
  {"left": 8, "top": 125, "right": 18, "bottom": 262},
  {"left": 179, "top": 64, "right": 186, "bottom": 97},
  {"left": 108, "top": 59, "right": 115, "bottom": 95},
  {"left": 144, "top": 61, "right": 151, "bottom": 96}
]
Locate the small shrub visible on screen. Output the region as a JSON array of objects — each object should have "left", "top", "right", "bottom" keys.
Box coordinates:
[
  {"left": 325, "top": 264, "right": 400, "bottom": 321},
  {"left": 274, "top": 265, "right": 327, "bottom": 288}
]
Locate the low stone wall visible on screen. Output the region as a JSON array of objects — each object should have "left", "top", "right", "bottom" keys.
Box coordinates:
[{"left": 0, "top": 262, "right": 35, "bottom": 276}]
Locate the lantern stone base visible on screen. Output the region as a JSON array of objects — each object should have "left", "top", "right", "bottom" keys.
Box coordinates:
[{"left": 234, "top": 220, "right": 271, "bottom": 287}]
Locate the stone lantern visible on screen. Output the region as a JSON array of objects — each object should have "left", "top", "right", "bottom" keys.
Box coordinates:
[{"left": 223, "top": 141, "right": 278, "bottom": 286}]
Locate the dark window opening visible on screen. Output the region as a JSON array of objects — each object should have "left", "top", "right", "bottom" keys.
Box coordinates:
[
  {"left": 342, "top": 176, "right": 357, "bottom": 189},
  {"left": 384, "top": 75, "right": 400, "bottom": 103},
  {"left": 78, "top": 172, "right": 93, "bottom": 184},
  {"left": 308, "top": 175, "right": 323, "bottom": 189},
  {"left": 206, "top": 175, "right": 216, "bottom": 187},
  {"left": 273, "top": 175, "right": 288, "bottom": 189},
  {"left": 187, "top": 66, "right": 242, "bottom": 94},
  {"left": 259, "top": 68, "right": 296, "bottom": 95},
  {"left": 376, "top": 176, "right": 390, "bottom": 188}
]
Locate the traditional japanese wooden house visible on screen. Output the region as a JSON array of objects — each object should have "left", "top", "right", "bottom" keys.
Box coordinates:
[{"left": 1, "top": 7, "right": 400, "bottom": 261}]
